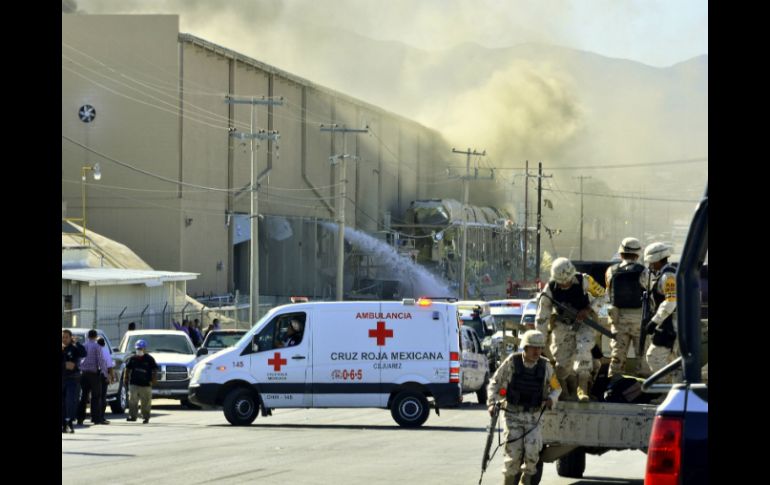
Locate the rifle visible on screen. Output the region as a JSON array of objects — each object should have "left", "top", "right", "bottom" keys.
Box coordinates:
[
  {"left": 639, "top": 270, "right": 653, "bottom": 357},
  {"left": 478, "top": 401, "right": 548, "bottom": 484},
  {"left": 540, "top": 292, "right": 616, "bottom": 339},
  {"left": 479, "top": 403, "right": 500, "bottom": 485}
]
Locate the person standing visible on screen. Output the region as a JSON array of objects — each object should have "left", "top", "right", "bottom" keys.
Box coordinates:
[
  {"left": 605, "top": 237, "right": 649, "bottom": 377},
  {"left": 96, "top": 337, "right": 116, "bottom": 417},
  {"left": 62, "top": 330, "right": 86, "bottom": 433},
  {"left": 643, "top": 242, "right": 679, "bottom": 381},
  {"left": 487, "top": 330, "right": 561, "bottom": 485},
  {"left": 77, "top": 329, "right": 111, "bottom": 425},
  {"left": 124, "top": 340, "right": 158, "bottom": 424},
  {"left": 535, "top": 257, "right": 607, "bottom": 402}
]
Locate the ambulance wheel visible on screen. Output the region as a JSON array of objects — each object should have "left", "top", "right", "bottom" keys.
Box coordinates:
[
  {"left": 223, "top": 388, "right": 259, "bottom": 426},
  {"left": 476, "top": 375, "right": 489, "bottom": 404},
  {"left": 390, "top": 391, "right": 430, "bottom": 427}
]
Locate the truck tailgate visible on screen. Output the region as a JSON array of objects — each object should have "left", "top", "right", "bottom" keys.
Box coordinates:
[{"left": 541, "top": 401, "right": 657, "bottom": 449}]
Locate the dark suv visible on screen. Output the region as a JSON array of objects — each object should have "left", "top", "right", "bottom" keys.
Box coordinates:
[{"left": 643, "top": 185, "right": 708, "bottom": 484}]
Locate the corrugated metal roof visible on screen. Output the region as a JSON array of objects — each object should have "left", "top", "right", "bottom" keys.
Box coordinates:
[{"left": 62, "top": 268, "right": 198, "bottom": 287}]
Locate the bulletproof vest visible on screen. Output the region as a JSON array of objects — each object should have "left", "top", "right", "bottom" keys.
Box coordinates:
[
  {"left": 609, "top": 263, "right": 645, "bottom": 308},
  {"left": 549, "top": 273, "right": 590, "bottom": 319},
  {"left": 506, "top": 353, "right": 547, "bottom": 411},
  {"left": 651, "top": 265, "right": 676, "bottom": 347}
]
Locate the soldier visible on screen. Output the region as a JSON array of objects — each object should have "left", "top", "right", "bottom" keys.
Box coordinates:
[
  {"left": 605, "top": 237, "right": 649, "bottom": 377},
  {"left": 487, "top": 330, "right": 561, "bottom": 485},
  {"left": 535, "top": 257, "right": 607, "bottom": 402},
  {"left": 643, "top": 242, "right": 678, "bottom": 381}
]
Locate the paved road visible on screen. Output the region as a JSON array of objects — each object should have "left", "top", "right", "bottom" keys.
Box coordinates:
[{"left": 62, "top": 400, "right": 646, "bottom": 485}]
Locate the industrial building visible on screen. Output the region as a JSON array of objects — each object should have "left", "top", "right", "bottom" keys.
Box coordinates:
[{"left": 62, "top": 14, "right": 464, "bottom": 301}]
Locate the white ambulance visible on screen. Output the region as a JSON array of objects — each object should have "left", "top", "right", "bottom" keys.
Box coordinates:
[{"left": 189, "top": 299, "right": 463, "bottom": 427}]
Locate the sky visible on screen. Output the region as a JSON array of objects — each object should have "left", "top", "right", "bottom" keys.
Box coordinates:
[{"left": 70, "top": 0, "right": 706, "bottom": 67}]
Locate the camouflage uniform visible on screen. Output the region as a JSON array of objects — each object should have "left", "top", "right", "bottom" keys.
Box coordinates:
[
  {"left": 605, "top": 261, "right": 651, "bottom": 377},
  {"left": 487, "top": 353, "right": 561, "bottom": 482},
  {"left": 535, "top": 274, "right": 606, "bottom": 400},
  {"left": 645, "top": 267, "right": 679, "bottom": 382}
]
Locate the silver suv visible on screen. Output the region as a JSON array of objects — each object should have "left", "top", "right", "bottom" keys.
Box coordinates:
[{"left": 116, "top": 330, "right": 198, "bottom": 409}]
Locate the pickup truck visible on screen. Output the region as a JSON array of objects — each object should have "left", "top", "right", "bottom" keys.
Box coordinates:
[
  {"left": 642, "top": 185, "right": 708, "bottom": 484},
  {"left": 520, "top": 185, "right": 708, "bottom": 485}
]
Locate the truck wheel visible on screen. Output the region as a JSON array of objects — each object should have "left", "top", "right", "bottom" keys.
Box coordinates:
[
  {"left": 223, "top": 388, "right": 259, "bottom": 426},
  {"left": 390, "top": 391, "right": 430, "bottom": 427},
  {"left": 556, "top": 448, "right": 586, "bottom": 478},
  {"left": 513, "top": 459, "right": 543, "bottom": 485},
  {"left": 110, "top": 383, "right": 127, "bottom": 414},
  {"left": 476, "top": 375, "right": 489, "bottom": 404}
]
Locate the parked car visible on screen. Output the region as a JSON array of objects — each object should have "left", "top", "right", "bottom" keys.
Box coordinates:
[
  {"left": 460, "top": 326, "right": 489, "bottom": 403},
  {"left": 486, "top": 299, "right": 532, "bottom": 371},
  {"left": 63, "top": 328, "right": 127, "bottom": 414},
  {"left": 116, "top": 330, "right": 198, "bottom": 409},
  {"left": 196, "top": 329, "right": 248, "bottom": 359},
  {"left": 521, "top": 299, "right": 538, "bottom": 328},
  {"left": 456, "top": 301, "right": 495, "bottom": 349}
]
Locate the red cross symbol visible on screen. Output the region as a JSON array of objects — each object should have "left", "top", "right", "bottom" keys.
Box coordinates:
[
  {"left": 368, "top": 321, "right": 394, "bottom": 346},
  {"left": 268, "top": 352, "right": 287, "bottom": 371}
]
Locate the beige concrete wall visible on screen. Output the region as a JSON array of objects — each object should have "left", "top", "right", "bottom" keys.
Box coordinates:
[
  {"left": 355, "top": 109, "right": 381, "bottom": 233},
  {"left": 231, "top": 62, "right": 271, "bottom": 215},
  {"left": 261, "top": 76, "right": 319, "bottom": 218},
  {"left": 178, "top": 42, "right": 232, "bottom": 294},
  {"left": 62, "top": 15, "right": 182, "bottom": 273}
]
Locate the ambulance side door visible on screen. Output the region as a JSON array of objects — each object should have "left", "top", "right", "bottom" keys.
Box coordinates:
[
  {"left": 312, "top": 304, "right": 382, "bottom": 407},
  {"left": 245, "top": 310, "right": 312, "bottom": 408}
]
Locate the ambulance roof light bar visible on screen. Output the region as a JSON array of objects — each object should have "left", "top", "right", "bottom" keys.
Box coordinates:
[{"left": 402, "top": 297, "right": 433, "bottom": 307}]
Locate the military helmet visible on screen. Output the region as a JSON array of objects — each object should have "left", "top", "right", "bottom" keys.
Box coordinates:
[
  {"left": 520, "top": 330, "right": 546, "bottom": 348},
  {"left": 618, "top": 237, "right": 642, "bottom": 257},
  {"left": 550, "top": 257, "right": 576, "bottom": 285},
  {"left": 644, "top": 242, "right": 672, "bottom": 264}
]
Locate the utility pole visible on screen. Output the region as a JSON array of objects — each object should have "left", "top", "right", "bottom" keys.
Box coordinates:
[
  {"left": 451, "top": 147, "right": 487, "bottom": 299},
  {"left": 573, "top": 175, "right": 592, "bottom": 260},
  {"left": 321, "top": 124, "right": 369, "bottom": 301},
  {"left": 523, "top": 161, "right": 529, "bottom": 282},
  {"left": 535, "top": 162, "right": 552, "bottom": 282},
  {"left": 225, "top": 96, "right": 282, "bottom": 325}
]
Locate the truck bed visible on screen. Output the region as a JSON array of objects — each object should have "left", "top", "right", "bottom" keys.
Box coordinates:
[{"left": 541, "top": 401, "right": 657, "bottom": 449}]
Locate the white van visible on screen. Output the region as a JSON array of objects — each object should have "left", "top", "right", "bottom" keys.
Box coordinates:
[{"left": 189, "top": 299, "right": 462, "bottom": 427}]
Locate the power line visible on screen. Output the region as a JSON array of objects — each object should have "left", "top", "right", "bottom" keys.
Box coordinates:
[
  {"left": 445, "top": 157, "right": 708, "bottom": 171},
  {"left": 540, "top": 187, "right": 698, "bottom": 203},
  {"left": 63, "top": 135, "right": 237, "bottom": 193}
]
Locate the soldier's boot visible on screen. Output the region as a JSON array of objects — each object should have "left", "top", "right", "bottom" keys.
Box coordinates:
[
  {"left": 556, "top": 377, "right": 570, "bottom": 401},
  {"left": 577, "top": 374, "right": 591, "bottom": 402},
  {"left": 503, "top": 473, "right": 518, "bottom": 485},
  {"left": 565, "top": 375, "right": 578, "bottom": 402},
  {"left": 518, "top": 473, "right": 534, "bottom": 485}
]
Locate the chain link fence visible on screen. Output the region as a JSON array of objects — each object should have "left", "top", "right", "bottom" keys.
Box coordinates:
[{"left": 61, "top": 297, "right": 295, "bottom": 346}]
